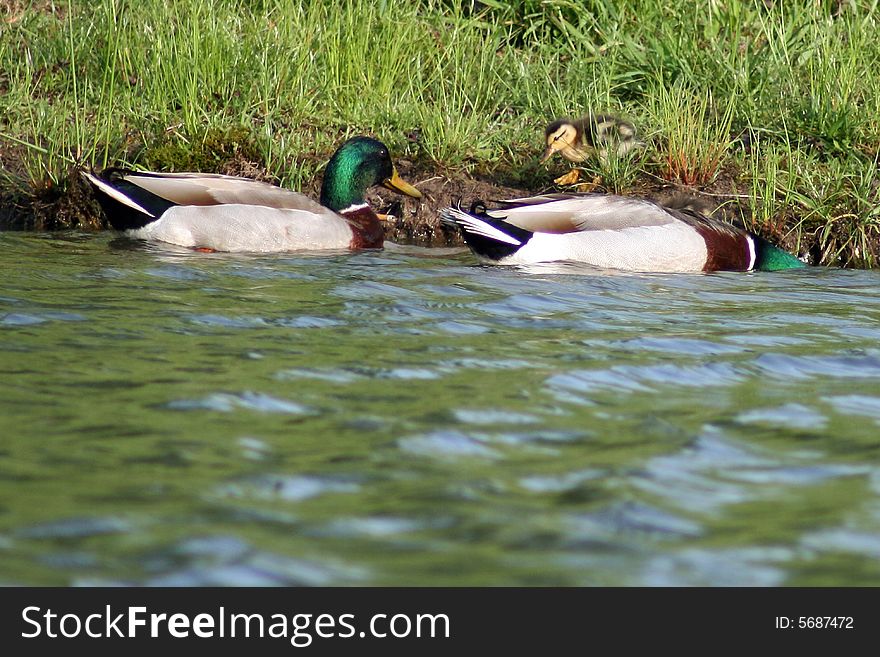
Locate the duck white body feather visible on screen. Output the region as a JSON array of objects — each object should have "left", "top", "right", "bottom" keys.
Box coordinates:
[
  {"left": 129, "top": 203, "right": 356, "bottom": 252},
  {"left": 496, "top": 222, "right": 709, "bottom": 271}
]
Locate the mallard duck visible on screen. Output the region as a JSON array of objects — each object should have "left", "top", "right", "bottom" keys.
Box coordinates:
[
  {"left": 542, "top": 114, "right": 644, "bottom": 185},
  {"left": 82, "top": 136, "right": 422, "bottom": 252},
  {"left": 440, "top": 193, "right": 807, "bottom": 273}
]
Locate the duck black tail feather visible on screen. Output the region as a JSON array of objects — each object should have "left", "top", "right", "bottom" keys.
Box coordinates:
[
  {"left": 439, "top": 204, "right": 532, "bottom": 261},
  {"left": 81, "top": 169, "right": 175, "bottom": 231}
]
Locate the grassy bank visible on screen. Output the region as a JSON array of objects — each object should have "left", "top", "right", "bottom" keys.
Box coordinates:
[{"left": 1, "top": 0, "right": 879, "bottom": 266}]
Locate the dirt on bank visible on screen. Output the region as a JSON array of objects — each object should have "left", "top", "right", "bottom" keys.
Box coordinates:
[{"left": 0, "top": 148, "right": 829, "bottom": 265}]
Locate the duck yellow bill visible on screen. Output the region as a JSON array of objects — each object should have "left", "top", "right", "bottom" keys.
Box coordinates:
[{"left": 383, "top": 167, "right": 422, "bottom": 198}]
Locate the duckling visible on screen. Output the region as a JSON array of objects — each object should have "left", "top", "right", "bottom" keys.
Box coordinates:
[
  {"left": 82, "top": 136, "right": 421, "bottom": 252},
  {"left": 541, "top": 114, "right": 644, "bottom": 185},
  {"left": 440, "top": 192, "right": 806, "bottom": 273}
]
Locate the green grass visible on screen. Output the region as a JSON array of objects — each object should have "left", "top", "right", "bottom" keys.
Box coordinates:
[
  {"left": 1, "top": 0, "right": 879, "bottom": 265},
  {"left": 649, "top": 78, "right": 736, "bottom": 186}
]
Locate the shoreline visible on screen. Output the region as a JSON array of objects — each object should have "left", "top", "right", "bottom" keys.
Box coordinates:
[{"left": 0, "top": 151, "right": 820, "bottom": 265}]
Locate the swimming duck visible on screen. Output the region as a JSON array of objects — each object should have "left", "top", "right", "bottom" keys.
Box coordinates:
[
  {"left": 542, "top": 114, "right": 644, "bottom": 185},
  {"left": 440, "top": 193, "right": 806, "bottom": 273},
  {"left": 82, "top": 136, "right": 422, "bottom": 252}
]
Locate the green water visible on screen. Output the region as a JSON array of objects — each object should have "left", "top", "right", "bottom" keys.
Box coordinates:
[{"left": 2, "top": 231, "right": 880, "bottom": 585}]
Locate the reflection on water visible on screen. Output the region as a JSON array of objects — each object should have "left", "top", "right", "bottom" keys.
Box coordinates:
[{"left": 1, "top": 231, "right": 880, "bottom": 585}]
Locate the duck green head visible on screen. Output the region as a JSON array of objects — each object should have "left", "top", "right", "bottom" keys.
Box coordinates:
[
  {"left": 753, "top": 237, "right": 809, "bottom": 271},
  {"left": 320, "top": 136, "right": 422, "bottom": 212}
]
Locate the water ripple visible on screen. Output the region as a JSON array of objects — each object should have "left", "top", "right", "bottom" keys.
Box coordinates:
[
  {"left": 633, "top": 432, "right": 774, "bottom": 513},
  {"left": 519, "top": 469, "right": 605, "bottom": 493},
  {"left": 753, "top": 353, "right": 880, "bottom": 380},
  {"left": 167, "top": 392, "right": 311, "bottom": 414},
  {"left": 801, "top": 529, "right": 880, "bottom": 559},
  {"left": 452, "top": 409, "right": 540, "bottom": 425},
  {"left": 145, "top": 541, "right": 367, "bottom": 586},
  {"left": 17, "top": 516, "right": 132, "bottom": 540},
  {"left": 736, "top": 404, "right": 828, "bottom": 430},
  {"left": 566, "top": 502, "right": 703, "bottom": 540},
  {"left": 824, "top": 395, "right": 880, "bottom": 423},
  {"left": 611, "top": 336, "right": 745, "bottom": 356},
  {"left": 547, "top": 362, "right": 741, "bottom": 397},
  {"left": 214, "top": 474, "right": 360, "bottom": 502},
  {"left": 642, "top": 547, "right": 791, "bottom": 586},
  {"left": 398, "top": 430, "right": 501, "bottom": 459}
]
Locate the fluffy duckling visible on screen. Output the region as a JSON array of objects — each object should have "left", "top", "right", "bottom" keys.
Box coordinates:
[
  {"left": 82, "top": 136, "right": 421, "bottom": 252},
  {"left": 440, "top": 192, "right": 806, "bottom": 273},
  {"left": 542, "top": 114, "right": 644, "bottom": 185}
]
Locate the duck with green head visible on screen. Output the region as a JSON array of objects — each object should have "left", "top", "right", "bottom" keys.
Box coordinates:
[
  {"left": 440, "top": 192, "right": 808, "bottom": 273},
  {"left": 82, "top": 136, "right": 422, "bottom": 252}
]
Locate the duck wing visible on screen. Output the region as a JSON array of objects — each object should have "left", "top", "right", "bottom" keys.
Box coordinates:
[
  {"left": 664, "top": 204, "right": 747, "bottom": 240},
  {"left": 487, "top": 193, "right": 681, "bottom": 234},
  {"left": 102, "top": 169, "right": 329, "bottom": 214}
]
